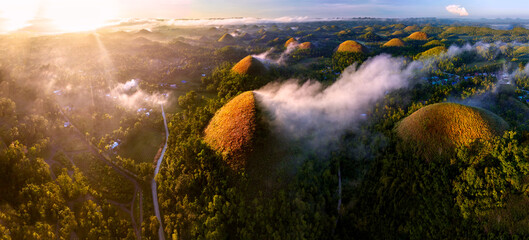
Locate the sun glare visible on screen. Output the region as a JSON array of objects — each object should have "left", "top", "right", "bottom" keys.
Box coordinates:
[
  {"left": 0, "top": 1, "right": 40, "bottom": 31},
  {"left": 0, "top": 0, "right": 117, "bottom": 32},
  {"left": 44, "top": 0, "right": 117, "bottom": 32}
]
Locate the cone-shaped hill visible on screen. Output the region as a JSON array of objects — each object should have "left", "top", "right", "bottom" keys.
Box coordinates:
[
  {"left": 218, "top": 33, "right": 235, "bottom": 43},
  {"left": 204, "top": 91, "right": 261, "bottom": 171},
  {"left": 285, "top": 37, "right": 298, "bottom": 47},
  {"left": 231, "top": 56, "right": 267, "bottom": 76},
  {"left": 423, "top": 40, "right": 444, "bottom": 48},
  {"left": 407, "top": 32, "right": 428, "bottom": 41},
  {"left": 404, "top": 25, "right": 420, "bottom": 32},
  {"left": 298, "top": 42, "right": 313, "bottom": 50},
  {"left": 416, "top": 46, "right": 447, "bottom": 58},
  {"left": 396, "top": 103, "right": 508, "bottom": 160},
  {"left": 336, "top": 40, "right": 367, "bottom": 53},
  {"left": 383, "top": 38, "right": 405, "bottom": 47},
  {"left": 239, "top": 33, "right": 253, "bottom": 40},
  {"left": 392, "top": 30, "right": 404, "bottom": 36}
]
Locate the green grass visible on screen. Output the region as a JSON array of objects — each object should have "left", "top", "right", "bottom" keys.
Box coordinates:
[{"left": 396, "top": 103, "right": 508, "bottom": 160}]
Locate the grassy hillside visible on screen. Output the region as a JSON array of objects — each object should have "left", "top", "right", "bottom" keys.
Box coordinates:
[
  {"left": 404, "top": 25, "right": 420, "bottom": 32},
  {"left": 407, "top": 31, "right": 428, "bottom": 41},
  {"left": 204, "top": 91, "right": 258, "bottom": 171},
  {"left": 383, "top": 38, "right": 405, "bottom": 47},
  {"left": 218, "top": 33, "right": 235, "bottom": 43},
  {"left": 396, "top": 103, "right": 508, "bottom": 159},
  {"left": 285, "top": 37, "right": 298, "bottom": 47},
  {"left": 337, "top": 40, "right": 367, "bottom": 53},
  {"left": 231, "top": 55, "right": 267, "bottom": 76},
  {"left": 298, "top": 42, "right": 313, "bottom": 49},
  {"left": 416, "top": 46, "right": 447, "bottom": 59}
]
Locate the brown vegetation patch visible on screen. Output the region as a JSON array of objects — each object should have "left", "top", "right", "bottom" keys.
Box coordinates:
[
  {"left": 396, "top": 103, "right": 508, "bottom": 160},
  {"left": 204, "top": 91, "right": 258, "bottom": 171},
  {"left": 407, "top": 31, "right": 428, "bottom": 40},
  {"left": 383, "top": 38, "right": 405, "bottom": 47},
  {"left": 285, "top": 37, "right": 298, "bottom": 48},
  {"left": 231, "top": 56, "right": 267, "bottom": 76},
  {"left": 298, "top": 42, "right": 313, "bottom": 49},
  {"left": 336, "top": 40, "right": 367, "bottom": 53}
]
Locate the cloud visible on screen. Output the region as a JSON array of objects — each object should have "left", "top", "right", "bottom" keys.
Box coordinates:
[
  {"left": 446, "top": 5, "right": 469, "bottom": 16},
  {"left": 254, "top": 55, "right": 421, "bottom": 152},
  {"left": 109, "top": 79, "right": 169, "bottom": 109},
  {"left": 252, "top": 42, "right": 299, "bottom": 65}
]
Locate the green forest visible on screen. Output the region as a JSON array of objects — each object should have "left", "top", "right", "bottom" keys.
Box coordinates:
[{"left": 2, "top": 17, "right": 529, "bottom": 239}]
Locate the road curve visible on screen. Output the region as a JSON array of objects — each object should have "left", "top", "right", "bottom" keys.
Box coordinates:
[{"left": 152, "top": 104, "right": 169, "bottom": 240}]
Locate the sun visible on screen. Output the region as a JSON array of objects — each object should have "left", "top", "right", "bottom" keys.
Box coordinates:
[
  {"left": 0, "top": 0, "right": 40, "bottom": 32},
  {"left": 0, "top": 0, "right": 117, "bottom": 32},
  {"left": 43, "top": 0, "right": 117, "bottom": 32}
]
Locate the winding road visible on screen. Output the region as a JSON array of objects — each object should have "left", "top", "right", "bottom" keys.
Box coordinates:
[{"left": 152, "top": 104, "right": 168, "bottom": 240}]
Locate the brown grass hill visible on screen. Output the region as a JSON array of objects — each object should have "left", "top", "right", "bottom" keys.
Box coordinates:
[
  {"left": 361, "top": 31, "right": 382, "bottom": 41},
  {"left": 421, "top": 25, "right": 442, "bottom": 35},
  {"left": 396, "top": 103, "right": 508, "bottom": 160},
  {"left": 392, "top": 23, "right": 406, "bottom": 29},
  {"left": 285, "top": 37, "right": 298, "bottom": 48},
  {"left": 423, "top": 40, "right": 444, "bottom": 48},
  {"left": 239, "top": 32, "right": 253, "bottom": 40},
  {"left": 298, "top": 42, "right": 313, "bottom": 50},
  {"left": 336, "top": 29, "right": 352, "bottom": 37},
  {"left": 198, "top": 36, "right": 210, "bottom": 42},
  {"left": 416, "top": 46, "right": 447, "bottom": 59},
  {"left": 231, "top": 55, "right": 267, "bottom": 76},
  {"left": 133, "top": 37, "right": 153, "bottom": 45},
  {"left": 391, "top": 30, "right": 404, "bottom": 36},
  {"left": 204, "top": 91, "right": 260, "bottom": 171},
  {"left": 137, "top": 29, "right": 152, "bottom": 35},
  {"left": 383, "top": 38, "right": 405, "bottom": 47},
  {"left": 364, "top": 26, "right": 375, "bottom": 32},
  {"left": 407, "top": 31, "right": 428, "bottom": 41},
  {"left": 218, "top": 33, "right": 235, "bottom": 43},
  {"left": 514, "top": 46, "right": 529, "bottom": 58},
  {"left": 337, "top": 40, "right": 367, "bottom": 53},
  {"left": 404, "top": 25, "right": 420, "bottom": 32}
]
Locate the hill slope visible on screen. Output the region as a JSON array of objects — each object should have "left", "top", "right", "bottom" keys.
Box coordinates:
[
  {"left": 396, "top": 103, "right": 508, "bottom": 159},
  {"left": 383, "top": 38, "right": 405, "bottom": 47},
  {"left": 298, "top": 42, "right": 313, "bottom": 49},
  {"left": 231, "top": 55, "right": 267, "bottom": 75},
  {"left": 218, "top": 33, "right": 235, "bottom": 43},
  {"left": 407, "top": 31, "right": 428, "bottom": 40},
  {"left": 337, "top": 40, "right": 367, "bottom": 53},
  {"left": 204, "top": 91, "right": 258, "bottom": 171}
]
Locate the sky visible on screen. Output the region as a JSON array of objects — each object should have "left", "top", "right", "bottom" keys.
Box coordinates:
[
  {"left": 0, "top": 0, "right": 529, "bottom": 32},
  {"left": 118, "top": 0, "right": 529, "bottom": 19}
]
